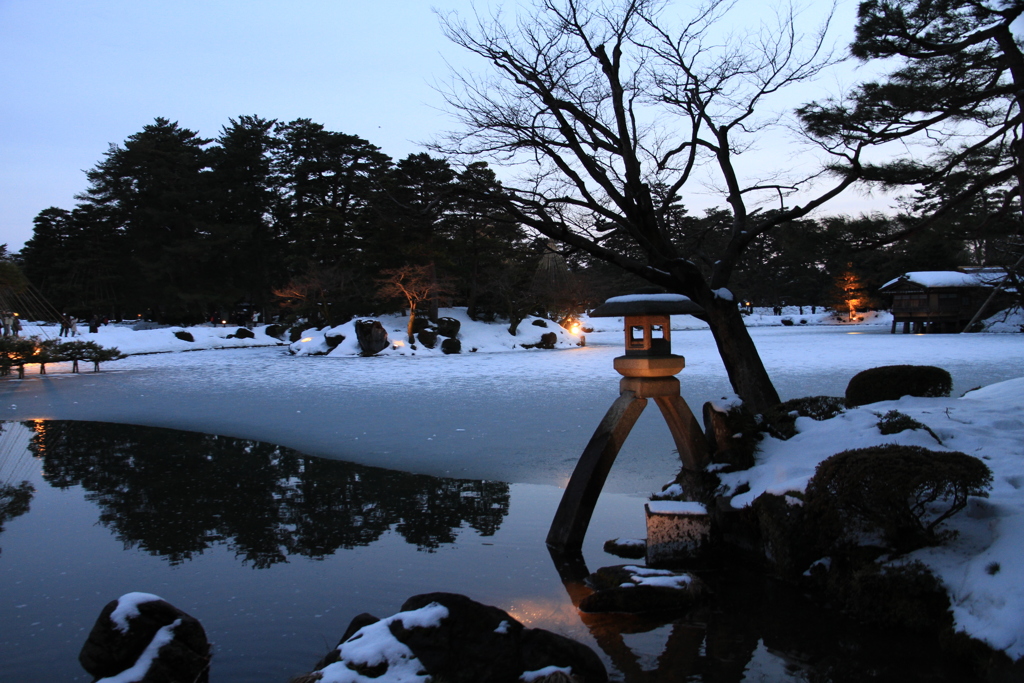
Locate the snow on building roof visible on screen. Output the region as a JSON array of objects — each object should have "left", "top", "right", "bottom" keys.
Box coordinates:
[{"left": 880, "top": 270, "right": 1007, "bottom": 290}]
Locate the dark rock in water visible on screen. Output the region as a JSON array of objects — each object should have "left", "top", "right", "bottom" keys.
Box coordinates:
[
  {"left": 417, "top": 329, "right": 439, "bottom": 349},
  {"left": 436, "top": 317, "right": 461, "bottom": 338},
  {"left": 604, "top": 537, "right": 647, "bottom": 559},
  {"left": 306, "top": 592, "right": 606, "bottom": 683},
  {"left": 79, "top": 593, "right": 210, "bottom": 683},
  {"left": 579, "top": 565, "right": 707, "bottom": 614},
  {"left": 441, "top": 337, "right": 462, "bottom": 355},
  {"left": 532, "top": 319, "right": 549, "bottom": 328},
  {"left": 233, "top": 327, "right": 255, "bottom": 339},
  {"left": 355, "top": 319, "right": 389, "bottom": 356}
]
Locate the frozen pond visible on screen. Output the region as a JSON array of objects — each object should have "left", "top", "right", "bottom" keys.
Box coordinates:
[{"left": 3, "top": 325, "right": 1023, "bottom": 495}]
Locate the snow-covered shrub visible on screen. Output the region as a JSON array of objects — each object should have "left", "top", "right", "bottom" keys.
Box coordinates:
[
  {"left": 845, "top": 365, "right": 952, "bottom": 407},
  {"left": 761, "top": 396, "right": 846, "bottom": 440},
  {"left": 876, "top": 410, "right": 941, "bottom": 443},
  {"left": 805, "top": 445, "right": 992, "bottom": 552}
]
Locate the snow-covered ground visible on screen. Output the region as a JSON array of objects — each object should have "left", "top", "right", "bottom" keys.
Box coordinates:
[{"left": 4, "top": 306, "right": 1024, "bottom": 660}]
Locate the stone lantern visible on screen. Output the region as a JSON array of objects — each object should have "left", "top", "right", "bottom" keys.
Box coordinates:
[
  {"left": 589, "top": 292, "right": 702, "bottom": 378},
  {"left": 547, "top": 291, "right": 711, "bottom": 553}
]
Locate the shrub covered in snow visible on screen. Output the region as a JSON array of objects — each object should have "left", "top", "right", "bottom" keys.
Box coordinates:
[
  {"left": 805, "top": 445, "right": 992, "bottom": 552},
  {"left": 761, "top": 396, "right": 846, "bottom": 440},
  {"left": 845, "top": 364, "right": 953, "bottom": 407}
]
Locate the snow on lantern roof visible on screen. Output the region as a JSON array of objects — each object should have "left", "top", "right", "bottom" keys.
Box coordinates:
[
  {"left": 880, "top": 270, "right": 1007, "bottom": 291},
  {"left": 590, "top": 292, "right": 705, "bottom": 317}
]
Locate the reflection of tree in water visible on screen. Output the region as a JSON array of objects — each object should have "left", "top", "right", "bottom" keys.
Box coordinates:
[
  {"left": 25, "top": 420, "right": 510, "bottom": 568},
  {"left": 0, "top": 482, "right": 34, "bottom": 556},
  {"left": 0, "top": 422, "right": 36, "bottom": 557}
]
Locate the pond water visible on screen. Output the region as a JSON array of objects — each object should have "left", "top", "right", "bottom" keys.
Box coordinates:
[{"left": 0, "top": 420, "right": 986, "bottom": 682}]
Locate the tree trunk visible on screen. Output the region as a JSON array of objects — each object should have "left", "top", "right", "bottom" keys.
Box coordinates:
[
  {"left": 406, "top": 303, "right": 417, "bottom": 344},
  {"left": 701, "top": 297, "right": 781, "bottom": 414},
  {"left": 428, "top": 262, "right": 440, "bottom": 322}
]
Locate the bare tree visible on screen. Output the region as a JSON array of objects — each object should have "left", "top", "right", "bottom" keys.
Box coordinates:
[
  {"left": 377, "top": 265, "right": 454, "bottom": 343},
  {"left": 436, "top": 0, "right": 875, "bottom": 412}
]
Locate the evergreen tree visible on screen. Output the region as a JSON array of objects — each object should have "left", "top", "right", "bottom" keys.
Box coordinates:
[
  {"left": 207, "top": 115, "right": 283, "bottom": 313},
  {"left": 77, "top": 118, "right": 214, "bottom": 322},
  {"left": 272, "top": 119, "right": 391, "bottom": 274}
]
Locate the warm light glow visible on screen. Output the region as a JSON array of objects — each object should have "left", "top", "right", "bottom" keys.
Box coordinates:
[
  {"left": 300, "top": 337, "right": 313, "bottom": 343},
  {"left": 569, "top": 323, "right": 581, "bottom": 335},
  {"left": 393, "top": 340, "right": 405, "bottom": 348},
  {"left": 221, "top": 320, "right": 227, "bottom": 324}
]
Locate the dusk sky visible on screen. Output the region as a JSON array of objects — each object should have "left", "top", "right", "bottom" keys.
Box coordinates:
[
  {"left": 2, "top": 0, "right": 882, "bottom": 254},
  {"left": 1, "top": 0, "right": 493, "bottom": 251}
]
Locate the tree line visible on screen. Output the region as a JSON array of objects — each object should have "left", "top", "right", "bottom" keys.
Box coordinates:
[{"left": 12, "top": 116, "right": 1013, "bottom": 330}]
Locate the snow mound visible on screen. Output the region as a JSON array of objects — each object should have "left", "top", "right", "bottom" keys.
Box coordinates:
[{"left": 288, "top": 308, "right": 581, "bottom": 357}]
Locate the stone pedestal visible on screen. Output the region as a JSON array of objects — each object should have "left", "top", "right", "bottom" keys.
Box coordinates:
[{"left": 645, "top": 501, "right": 711, "bottom": 566}]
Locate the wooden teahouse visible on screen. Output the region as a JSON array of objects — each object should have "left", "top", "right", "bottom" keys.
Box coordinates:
[{"left": 879, "top": 269, "right": 1009, "bottom": 333}]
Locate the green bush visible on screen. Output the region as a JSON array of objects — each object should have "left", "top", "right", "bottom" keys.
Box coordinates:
[
  {"left": 806, "top": 445, "right": 991, "bottom": 552},
  {"left": 761, "top": 396, "right": 846, "bottom": 440},
  {"left": 845, "top": 365, "right": 952, "bottom": 407}
]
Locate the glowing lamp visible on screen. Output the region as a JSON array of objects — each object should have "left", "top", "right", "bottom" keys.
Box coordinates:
[
  {"left": 588, "top": 292, "right": 703, "bottom": 378},
  {"left": 300, "top": 337, "right": 313, "bottom": 343}
]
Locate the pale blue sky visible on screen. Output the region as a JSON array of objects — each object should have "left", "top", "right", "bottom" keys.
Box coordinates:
[{"left": 1, "top": 0, "right": 490, "bottom": 250}]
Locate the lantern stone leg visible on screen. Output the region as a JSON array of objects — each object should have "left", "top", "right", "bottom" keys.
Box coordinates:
[
  {"left": 546, "top": 391, "right": 648, "bottom": 552},
  {"left": 547, "top": 377, "right": 710, "bottom": 553}
]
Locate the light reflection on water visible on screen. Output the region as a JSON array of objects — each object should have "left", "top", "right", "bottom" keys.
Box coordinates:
[{"left": 0, "top": 420, "right": 984, "bottom": 682}]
